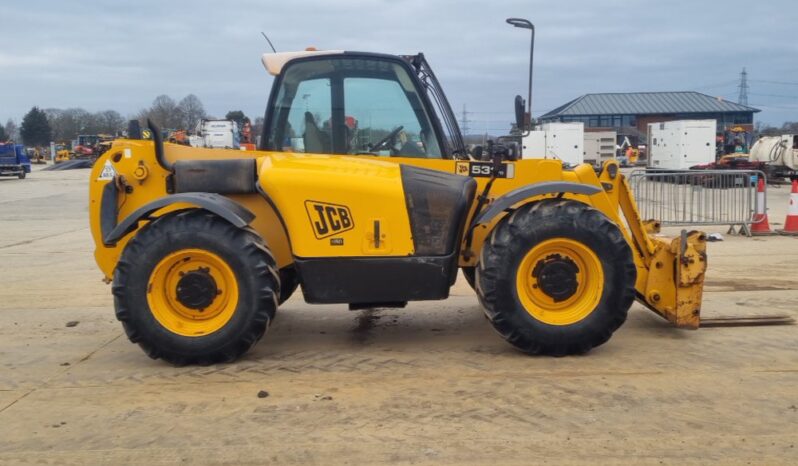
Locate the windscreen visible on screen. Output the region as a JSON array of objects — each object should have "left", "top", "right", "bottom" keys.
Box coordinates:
[{"left": 401, "top": 54, "right": 467, "bottom": 159}]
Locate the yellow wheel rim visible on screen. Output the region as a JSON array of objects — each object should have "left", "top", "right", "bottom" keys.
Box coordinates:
[
  {"left": 515, "top": 238, "right": 604, "bottom": 326},
  {"left": 147, "top": 249, "right": 239, "bottom": 337}
]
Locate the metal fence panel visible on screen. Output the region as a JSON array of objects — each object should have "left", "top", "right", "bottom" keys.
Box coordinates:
[{"left": 628, "top": 169, "right": 765, "bottom": 236}]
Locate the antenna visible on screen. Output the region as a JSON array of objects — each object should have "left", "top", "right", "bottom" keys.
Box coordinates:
[
  {"left": 261, "top": 32, "right": 277, "bottom": 53},
  {"left": 460, "top": 104, "right": 470, "bottom": 137},
  {"left": 737, "top": 67, "right": 749, "bottom": 106}
]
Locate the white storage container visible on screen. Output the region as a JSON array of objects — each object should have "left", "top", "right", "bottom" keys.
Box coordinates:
[
  {"left": 521, "top": 122, "right": 584, "bottom": 165},
  {"left": 647, "top": 120, "right": 716, "bottom": 170},
  {"left": 583, "top": 131, "right": 617, "bottom": 165}
]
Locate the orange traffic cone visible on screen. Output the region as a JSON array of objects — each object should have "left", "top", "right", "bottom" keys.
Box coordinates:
[
  {"left": 751, "top": 178, "right": 776, "bottom": 236},
  {"left": 777, "top": 179, "right": 798, "bottom": 236}
]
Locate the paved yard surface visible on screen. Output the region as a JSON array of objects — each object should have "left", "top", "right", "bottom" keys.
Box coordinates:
[{"left": 1, "top": 167, "right": 797, "bottom": 465}]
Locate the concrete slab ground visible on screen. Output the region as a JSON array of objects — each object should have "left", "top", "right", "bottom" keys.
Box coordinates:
[{"left": 0, "top": 167, "right": 796, "bottom": 465}]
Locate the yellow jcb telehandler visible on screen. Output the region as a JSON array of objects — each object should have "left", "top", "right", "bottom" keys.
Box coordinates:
[{"left": 88, "top": 20, "right": 706, "bottom": 364}]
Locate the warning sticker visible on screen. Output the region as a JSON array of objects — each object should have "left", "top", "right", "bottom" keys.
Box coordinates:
[{"left": 97, "top": 160, "right": 116, "bottom": 181}]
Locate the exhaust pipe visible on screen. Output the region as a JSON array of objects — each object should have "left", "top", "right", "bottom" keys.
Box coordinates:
[{"left": 147, "top": 119, "right": 173, "bottom": 172}]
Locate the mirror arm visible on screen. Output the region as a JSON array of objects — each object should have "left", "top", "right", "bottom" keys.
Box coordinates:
[{"left": 506, "top": 18, "right": 535, "bottom": 132}]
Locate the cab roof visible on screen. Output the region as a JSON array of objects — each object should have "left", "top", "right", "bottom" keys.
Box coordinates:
[{"left": 261, "top": 50, "right": 345, "bottom": 76}]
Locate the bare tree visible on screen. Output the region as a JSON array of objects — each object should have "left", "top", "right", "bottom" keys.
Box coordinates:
[
  {"left": 144, "top": 95, "right": 180, "bottom": 129},
  {"left": 45, "top": 109, "right": 62, "bottom": 141},
  {"left": 177, "top": 94, "right": 206, "bottom": 130},
  {"left": 782, "top": 122, "right": 798, "bottom": 133},
  {"left": 45, "top": 108, "right": 91, "bottom": 142},
  {"left": 97, "top": 110, "right": 125, "bottom": 135},
  {"left": 5, "top": 118, "right": 19, "bottom": 141}
]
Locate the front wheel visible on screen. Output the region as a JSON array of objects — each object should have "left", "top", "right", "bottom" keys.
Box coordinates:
[
  {"left": 477, "top": 199, "right": 636, "bottom": 356},
  {"left": 113, "top": 210, "right": 279, "bottom": 365}
]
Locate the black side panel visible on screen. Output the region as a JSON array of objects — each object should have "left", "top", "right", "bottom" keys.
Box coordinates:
[
  {"left": 100, "top": 181, "right": 119, "bottom": 242},
  {"left": 400, "top": 165, "right": 477, "bottom": 256},
  {"left": 173, "top": 159, "right": 257, "bottom": 194},
  {"left": 296, "top": 255, "right": 455, "bottom": 304}
]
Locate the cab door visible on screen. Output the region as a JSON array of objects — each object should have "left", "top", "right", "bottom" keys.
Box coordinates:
[{"left": 259, "top": 54, "right": 475, "bottom": 304}]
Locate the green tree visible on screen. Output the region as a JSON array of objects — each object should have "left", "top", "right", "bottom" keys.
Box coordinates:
[
  {"left": 20, "top": 107, "right": 52, "bottom": 146},
  {"left": 225, "top": 110, "right": 247, "bottom": 129},
  {"left": 0, "top": 122, "right": 6, "bottom": 142}
]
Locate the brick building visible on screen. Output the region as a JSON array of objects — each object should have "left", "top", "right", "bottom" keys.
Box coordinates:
[{"left": 539, "top": 91, "right": 760, "bottom": 145}]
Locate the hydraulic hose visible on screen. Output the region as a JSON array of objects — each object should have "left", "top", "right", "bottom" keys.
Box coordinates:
[{"left": 769, "top": 139, "right": 786, "bottom": 163}]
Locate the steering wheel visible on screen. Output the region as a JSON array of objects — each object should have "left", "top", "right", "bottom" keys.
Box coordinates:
[{"left": 369, "top": 126, "right": 404, "bottom": 153}]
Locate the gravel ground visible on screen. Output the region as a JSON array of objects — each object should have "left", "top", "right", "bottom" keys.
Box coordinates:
[{"left": 0, "top": 166, "right": 796, "bottom": 465}]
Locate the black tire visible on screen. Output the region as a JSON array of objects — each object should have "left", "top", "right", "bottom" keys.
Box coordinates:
[
  {"left": 461, "top": 267, "right": 476, "bottom": 291},
  {"left": 18, "top": 171, "right": 26, "bottom": 179},
  {"left": 278, "top": 266, "right": 300, "bottom": 305},
  {"left": 113, "top": 210, "right": 279, "bottom": 365},
  {"left": 477, "top": 199, "right": 636, "bottom": 356}
]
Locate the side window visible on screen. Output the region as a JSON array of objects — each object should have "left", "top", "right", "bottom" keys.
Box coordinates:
[
  {"left": 344, "top": 76, "right": 441, "bottom": 158},
  {"left": 272, "top": 76, "right": 332, "bottom": 153}
]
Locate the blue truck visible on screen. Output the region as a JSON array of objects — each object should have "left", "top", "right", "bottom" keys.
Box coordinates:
[{"left": 0, "top": 144, "right": 32, "bottom": 179}]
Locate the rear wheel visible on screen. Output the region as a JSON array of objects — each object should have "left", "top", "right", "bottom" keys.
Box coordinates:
[
  {"left": 113, "top": 210, "right": 279, "bottom": 365},
  {"left": 477, "top": 199, "right": 636, "bottom": 356}
]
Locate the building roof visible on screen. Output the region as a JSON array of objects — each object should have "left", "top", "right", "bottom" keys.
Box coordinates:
[{"left": 540, "top": 91, "right": 760, "bottom": 119}]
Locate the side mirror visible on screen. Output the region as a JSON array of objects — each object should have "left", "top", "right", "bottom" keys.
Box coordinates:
[
  {"left": 505, "top": 141, "right": 519, "bottom": 161},
  {"left": 514, "top": 95, "right": 526, "bottom": 131}
]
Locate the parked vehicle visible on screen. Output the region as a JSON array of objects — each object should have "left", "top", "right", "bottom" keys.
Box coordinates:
[
  {"left": 190, "top": 119, "right": 240, "bottom": 149},
  {"left": 88, "top": 19, "right": 707, "bottom": 365},
  {"left": 0, "top": 143, "right": 32, "bottom": 179}
]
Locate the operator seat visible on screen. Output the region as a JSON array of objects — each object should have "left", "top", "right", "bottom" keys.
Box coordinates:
[{"left": 303, "top": 112, "right": 331, "bottom": 153}]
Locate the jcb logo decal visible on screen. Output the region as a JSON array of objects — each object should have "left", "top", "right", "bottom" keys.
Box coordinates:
[{"left": 305, "top": 201, "right": 354, "bottom": 239}]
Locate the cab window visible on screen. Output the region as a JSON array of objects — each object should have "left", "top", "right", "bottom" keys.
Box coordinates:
[{"left": 265, "top": 57, "right": 442, "bottom": 158}]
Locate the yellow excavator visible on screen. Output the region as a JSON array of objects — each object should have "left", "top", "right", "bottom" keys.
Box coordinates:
[
  {"left": 87, "top": 19, "right": 706, "bottom": 364},
  {"left": 55, "top": 144, "right": 71, "bottom": 163}
]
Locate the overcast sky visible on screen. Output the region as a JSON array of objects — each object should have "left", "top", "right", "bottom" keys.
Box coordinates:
[{"left": 2, "top": 0, "right": 797, "bottom": 132}]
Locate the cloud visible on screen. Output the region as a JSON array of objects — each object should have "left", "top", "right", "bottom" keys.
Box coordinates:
[{"left": 1, "top": 0, "right": 796, "bottom": 126}]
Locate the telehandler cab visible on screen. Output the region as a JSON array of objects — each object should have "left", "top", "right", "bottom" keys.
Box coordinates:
[{"left": 89, "top": 21, "right": 707, "bottom": 364}]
